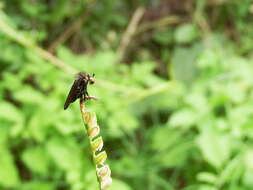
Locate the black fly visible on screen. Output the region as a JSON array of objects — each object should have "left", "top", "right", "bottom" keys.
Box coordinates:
[{"left": 64, "top": 72, "right": 96, "bottom": 110}]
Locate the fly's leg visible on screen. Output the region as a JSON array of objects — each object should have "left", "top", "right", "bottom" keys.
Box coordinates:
[
  {"left": 84, "top": 91, "right": 89, "bottom": 100},
  {"left": 85, "top": 91, "right": 98, "bottom": 101},
  {"left": 80, "top": 94, "right": 85, "bottom": 104}
]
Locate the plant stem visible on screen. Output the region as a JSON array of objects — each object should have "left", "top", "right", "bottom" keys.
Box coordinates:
[{"left": 79, "top": 99, "right": 112, "bottom": 190}]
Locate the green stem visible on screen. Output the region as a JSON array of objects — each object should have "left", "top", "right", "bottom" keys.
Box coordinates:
[{"left": 80, "top": 100, "right": 112, "bottom": 190}]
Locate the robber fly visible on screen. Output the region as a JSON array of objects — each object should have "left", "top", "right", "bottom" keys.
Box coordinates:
[{"left": 64, "top": 72, "right": 97, "bottom": 110}]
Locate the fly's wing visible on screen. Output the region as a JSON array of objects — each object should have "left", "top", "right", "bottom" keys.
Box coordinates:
[{"left": 64, "top": 79, "right": 81, "bottom": 110}]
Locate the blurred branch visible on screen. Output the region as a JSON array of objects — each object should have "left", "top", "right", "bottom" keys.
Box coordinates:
[
  {"left": 116, "top": 7, "right": 145, "bottom": 63},
  {"left": 125, "top": 81, "right": 176, "bottom": 104},
  {"left": 0, "top": 16, "right": 136, "bottom": 93},
  {"left": 0, "top": 17, "right": 76, "bottom": 74},
  {"left": 0, "top": 13, "right": 176, "bottom": 104},
  {"left": 116, "top": 14, "right": 183, "bottom": 62},
  {"left": 194, "top": 0, "right": 210, "bottom": 34},
  {"left": 48, "top": 0, "right": 98, "bottom": 53},
  {"left": 136, "top": 15, "right": 182, "bottom": 34}
]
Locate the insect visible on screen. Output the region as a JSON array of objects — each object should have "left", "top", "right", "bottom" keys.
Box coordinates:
[{"left": 64, "top": 72, "right": 96, "bottom": 110}]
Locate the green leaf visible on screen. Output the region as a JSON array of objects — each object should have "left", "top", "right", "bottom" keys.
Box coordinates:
[
  {"left": 151, "top": 127, "right": 182, "bottom": 151},
  {"left": 0, "top": 102, "right": 24, "bottom": 136},
  {"left": 172, "top": 44, "right": 202, "bottom": 83},
  {"left": 174, "top": 24, "right": 199, "bottom": 44},
  {"left": 107, "top": 110, "right": 138, "bottom": 137},
  {"left": 14, "top": 86, "right": 45, "bottom": 104},
  {"left": 152, "top": 30, "right": 174, "bottom": 45},
  {"left": 21, "top": 146, "right": 49, "bottom": 175},
  {"left": 243, "top": 170, "right": 253, "bottom": 187},
  {"left": 196, "top": 185, "right": 218, "bottom": 190},
  {"left": 151, "top": 128, "right": 194, "bottom": 167},
  {"left": 0, "top": 102, "right": 23, "bottom": 122},
  {"left": 169, "top": 109, "right": 197, "bottom": 129},
  {"left": 20, "top": 181, "right": 54, "bottom": 190},
  {"left": 0, "top": 124, "right": 9, "bottom": 144},
  {"left": 131, "top": 61, "right": 161, "bottom": 87},
  {"left": 3, "top": 72, "right": 22, "bottom": 90},
  {"left": 159, "top": 140, "right": 194, "bottom": 167},
  {"left": 197, "top": 172, "right": 217, "bottom": 184},
  {"left": 50, "top": 0, "right": 71, "bottom": 23},
  {"left": 185, "top": 93, "right": 208, "bottom": 111},
  {"left": 196, "top": 127, "right": 231, "bottom": 169},
  {"left": 21, "top": 0, "right": 47, "bottom": 17},
  {"left": 46, "top": 137, "right": 84, "bottom": 171},
  {"left": 0, "top": 146, "right": 20, "bottom": 187},
  {"left": 244, "top": 149, "right": 253, "bottom": 170},
  {"left": 27, "top": 114, "right": 48, "bottom": 142},
  {"left": 216, "top": 155, "right": 243, "bottom": 187},
  {"left": 107, "top": 179, "right": 132, "bottom": 190}
]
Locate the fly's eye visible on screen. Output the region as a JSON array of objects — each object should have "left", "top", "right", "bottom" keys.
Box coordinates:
[
  {"left": 84, "top": 76, "right": 89, "bottom": 81},
  {"left": 89, "top": 75, "right": 95, "bottom": 84},
  {"left": 89, "top": 79, "right": 95, "bottom": 84}
]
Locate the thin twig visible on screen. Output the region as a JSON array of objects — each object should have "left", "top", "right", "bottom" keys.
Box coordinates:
[
  {"left": 136, "top": 15, "right": 183, "bottom": 35},
  {"left": 194, "top": 0, "right": 210, "bottom": 34},
  {"left": 116, "top": 7, "right": 145, "bottom": 62},
  {"left": 48, "top": 0, "right": 98, "bottom": 53}
]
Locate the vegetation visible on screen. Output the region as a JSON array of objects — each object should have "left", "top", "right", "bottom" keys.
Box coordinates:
[{"left": 0, "top": 0, "right": 253, "bottom": 190}]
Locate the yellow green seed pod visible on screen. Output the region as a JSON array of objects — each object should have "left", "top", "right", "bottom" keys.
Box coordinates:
[{"left": 80, "top": 101, "right": 112, "bottom": 190}]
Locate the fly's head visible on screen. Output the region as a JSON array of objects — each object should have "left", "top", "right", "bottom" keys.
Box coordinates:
[
  {"left": 86, "top": 73, "right": 95, "bottom": 85},
  {"left": 77, "top": 72, "right": 95, "bottom": 85}
]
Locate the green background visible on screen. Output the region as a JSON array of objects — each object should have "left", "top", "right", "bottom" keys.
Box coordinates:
[{"left": 0, "top": 0, "right": 253, "bottom": 190}]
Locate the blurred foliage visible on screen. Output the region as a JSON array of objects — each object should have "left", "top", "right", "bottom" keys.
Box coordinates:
[{"left": 0, "top": 0, "right": 253, "bottom": 190}]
